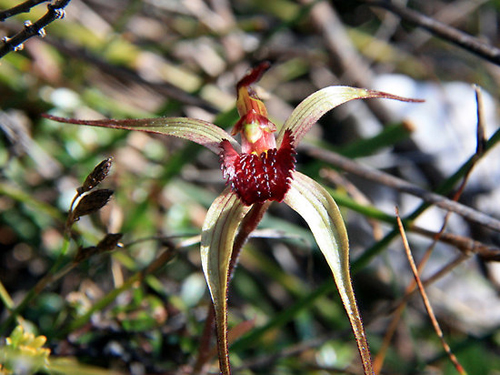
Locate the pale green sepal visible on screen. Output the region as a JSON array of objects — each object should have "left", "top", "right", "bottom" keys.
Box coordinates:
[
  {"left": 283, "top": 171, "right": 374, "bottom": 374},
  {"left": 277, "top": 86, "right": 421, "bottom": 147},
  {"left": 45, "top": 115, "right": 240, "bottom": 154},
  {"left": 200, "top": 187, "right": 252, "bottom": 374}
]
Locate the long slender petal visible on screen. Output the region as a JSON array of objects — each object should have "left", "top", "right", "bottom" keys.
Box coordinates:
[
  {"left": 283, "top": 171, "right": 373, "bottom": 375},
  {"left": 276, "top": 86, "right": 422, "bottom": 147},
  {"left": 43, "top": 115, "right": 240, "bottom": 154},
  {"left": 200, "top": 187, "right": 252, "bottom": 374}
]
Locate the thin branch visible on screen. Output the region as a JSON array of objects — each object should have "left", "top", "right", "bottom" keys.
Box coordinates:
[
  {"left": 366, "top": 1, "right": 500, "bottom": 66},
  {"left": 376, "top": 102, "right": 487, "bottom": 371},
  {"left": 300, "top": 142, "right": 500, "bottom": 233},
  {"left": 0, "top": 0, "right": 71, "bottom": 58},
  {"left": 374, "top": 86, "right": 490, "bottom": 372},
  {"left": 411, "top": 226, "right": 500, "bottom": 261},
  {"left": 321, "top": 169, "right": 500, "bottom": 260},
  {"left": 374, "top": 225, "right": 467, "bottom": 373},
  {"left": 0, "top": 0, "right": 48, "bottom": 21}
]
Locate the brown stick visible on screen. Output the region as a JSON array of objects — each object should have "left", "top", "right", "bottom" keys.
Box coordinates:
[
  {"left": 300, "top": 144, "right": 500, "bottom": 233},
  {"left": 0, "top": 0, "right": 49, "bottom": 21},
  {"left": 396, "top": 209, "right": 467, "bottom": 374},
  {"left": 367, "top": 1, "right": 500, "bottom": 66},
  {"left": 0, "top": 0, "right": 71, "bottom": 58}
]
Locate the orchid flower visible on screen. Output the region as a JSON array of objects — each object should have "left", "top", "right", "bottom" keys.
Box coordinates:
[{"left": 45, "top": 62, "right": 420, "bottom": 375}]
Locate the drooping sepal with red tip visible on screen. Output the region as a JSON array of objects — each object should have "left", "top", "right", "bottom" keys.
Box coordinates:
[{"left": 220, "top": 130, "right": 296, "bottom": 206}]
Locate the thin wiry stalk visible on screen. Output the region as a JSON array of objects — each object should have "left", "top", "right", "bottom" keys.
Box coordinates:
[
  {"left": 374, "top": 87, "right": 487, "bottom": 373},
  {"left": 301, "top": 142, "right": 500, "bottom": 233},
  {"left": 396, "top": 210, "right": 468, "bottom": 375}
]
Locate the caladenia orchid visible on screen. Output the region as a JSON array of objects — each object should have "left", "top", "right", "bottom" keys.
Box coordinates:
[{"left": 45, "top": 62, "right": 421, "bottom": 375}]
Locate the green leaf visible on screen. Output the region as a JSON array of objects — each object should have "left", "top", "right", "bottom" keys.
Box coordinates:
[
  {"left": 277, "top": 86, "right": 422, "bottom": 147},
  {"left": 43, "top": 115, "right": 240, "bottom": 154},
  {"left": 283, "top": 171, "right": 374, "bottom": 375},
  {"left": 200, "top": 187, "right": 252, "bottom": 374}
]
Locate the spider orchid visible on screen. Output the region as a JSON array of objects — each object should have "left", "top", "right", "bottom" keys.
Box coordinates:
[{"left": 45, "top": 62, "right": 420, "bottom": 375}]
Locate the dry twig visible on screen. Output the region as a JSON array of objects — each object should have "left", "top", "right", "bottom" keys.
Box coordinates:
[
  {"left": 0, "top": 0, "right": 72, "bottom": 58},
  {"left": 373, "top": 86, "right": 490, "bottom": 373},
  {"left": 366, "top": 1, "right": 500, "bottom": 66},
  {"left": 0, "top": 0, "right": 48, "bottom": 21},
  {"left": 396, "top": 208, "right": 467, "bottom": 374},
  {"left": 300, "top": 143, "right": 500, "bottom": 233}
]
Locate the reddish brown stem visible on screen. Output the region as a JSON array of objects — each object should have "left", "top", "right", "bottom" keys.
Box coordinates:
[
  {"left": 229, "top": 202, "right": 270, "bottom": 278},
  {"left": 193, "top": 305, "right": 216, "bottom": 374}
]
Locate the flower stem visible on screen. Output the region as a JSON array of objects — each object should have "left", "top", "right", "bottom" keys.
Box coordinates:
[{"left": 193, "top": 305, "right": 216, "bottom": 374}]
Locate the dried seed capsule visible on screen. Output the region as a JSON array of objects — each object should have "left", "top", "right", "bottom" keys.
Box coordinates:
[
  {"left": 71, "top": 189, "right": 113, "bottom": 221},
  {"left": 77, "top": 157, "right": 113, "bottom": 195}
]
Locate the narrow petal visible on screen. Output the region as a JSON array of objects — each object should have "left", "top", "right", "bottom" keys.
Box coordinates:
[
  {"left": 276, "top": 86, "right": 423, "bottom": 147},
  {"left": 283, "top": 172, "right": 373, "bottom": 374},
  {"left": 200, "top": 187, "right": 252, "bottom": 374},
  {"left": 43, "top": 115, "right": 240, "bottom": 154}
]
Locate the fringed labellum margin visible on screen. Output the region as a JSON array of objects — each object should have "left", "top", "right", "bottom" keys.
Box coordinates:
[{"left": 220, "top": 130, "right": 296, "bottom": 206}]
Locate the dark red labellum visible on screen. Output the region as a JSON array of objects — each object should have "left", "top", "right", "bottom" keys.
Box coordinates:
[{"left": 220, "top": 131, "right": 296, "bottom": 206}]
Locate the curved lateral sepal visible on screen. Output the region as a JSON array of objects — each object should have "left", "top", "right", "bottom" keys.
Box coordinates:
[
  {"left": 283, "top": 171, "right": 374, "bottom": 375},
  {"left": 200, "top": 187, "right": 252, "bottom": 374}
]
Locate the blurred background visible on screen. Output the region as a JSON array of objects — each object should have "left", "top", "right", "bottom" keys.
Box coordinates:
[{"left": 1, "top": 0, "right": 500, "bottom": 374}]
